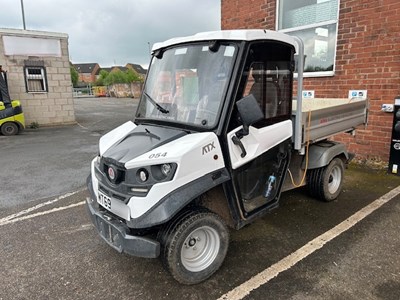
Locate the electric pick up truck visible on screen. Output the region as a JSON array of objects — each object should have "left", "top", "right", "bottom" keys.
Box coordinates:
[{"left": 86, "top": 30, "right": 367, "bottom": 284}]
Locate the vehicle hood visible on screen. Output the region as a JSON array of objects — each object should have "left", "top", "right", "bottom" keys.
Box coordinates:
[{"left": 101, "top": 124, "right": 187, "bottom": 166}]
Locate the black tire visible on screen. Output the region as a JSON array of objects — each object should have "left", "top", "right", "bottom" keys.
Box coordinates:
[
  {"left": 1, "top": 122, "right": 19, "bottom": 136},
  {"left": 307, "top": 157, "right": 345, "bottom": 202},
  {"left": 158, "top": 208, "right": 229, "bottom": 285}
]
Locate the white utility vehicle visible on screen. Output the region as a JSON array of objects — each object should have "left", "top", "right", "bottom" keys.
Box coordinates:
[{"left": 86, "top": 30, "right": 367, "bottom": 284}]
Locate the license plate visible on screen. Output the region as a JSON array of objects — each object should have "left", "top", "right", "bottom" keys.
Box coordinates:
[{"left": 97, "top": 191, "right": 111, "bottom": 210}]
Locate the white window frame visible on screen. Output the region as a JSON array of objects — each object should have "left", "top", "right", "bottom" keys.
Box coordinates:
[
  {"left": 276, "top": 0, "right": 340, "bottom": 77},
  {"left": 24, "top": 66, "right": 48, "bottom": 93}
]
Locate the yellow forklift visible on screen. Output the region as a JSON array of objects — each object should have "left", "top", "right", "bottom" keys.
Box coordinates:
[{"left": 0, "top": 65, "right": 25, "bottom": 135}]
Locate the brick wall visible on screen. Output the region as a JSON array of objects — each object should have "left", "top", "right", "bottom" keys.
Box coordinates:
[
  {"left": 78, "top": 64, "right": 100, "bottom": 83},
  {"left": 222, "top": 0, "right": 276, "bottom": 30},
  {"left": 221, "top": 0, "right": 400, "bottom": 161},
  {"left": 0, "top": 29, "right": 75, "bottom": 126},
  {"left": 79, "top": 73, "right": 94, "bottom": 83}
]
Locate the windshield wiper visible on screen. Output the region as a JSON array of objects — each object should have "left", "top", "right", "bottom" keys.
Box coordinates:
[
  {"left": 117, "top": 128, "right": 161, "bottom": 145},
  {"left": 143, "top": 91, "right": 169, "bottom": 114}
]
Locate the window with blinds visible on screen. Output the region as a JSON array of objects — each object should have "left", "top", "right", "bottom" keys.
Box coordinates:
[{"left": 24, "top": 66, "right": 47, "bottom": 92}]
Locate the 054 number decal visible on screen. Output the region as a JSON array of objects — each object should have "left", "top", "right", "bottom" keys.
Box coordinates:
[{"left": 149, "top": 152, "right": 168, "bottom": 159}]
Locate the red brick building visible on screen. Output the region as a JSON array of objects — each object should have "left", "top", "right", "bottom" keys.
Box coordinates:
[
  {"left": 222, "top": 0, "right": 400, "bottom": 162},
  {"left": 74, "top": 63, "right": 100, "bottom": 83}
]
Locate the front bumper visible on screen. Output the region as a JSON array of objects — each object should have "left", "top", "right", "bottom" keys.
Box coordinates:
[{"left": 86, "top": 178, "right": 160, "bottom": 258}]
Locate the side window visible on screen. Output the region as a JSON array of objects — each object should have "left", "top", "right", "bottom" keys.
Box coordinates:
[
  {"left": 24, "top": 61, "right": 48, "bottom": 93},
  {"left": 243, "top": 62, "right": 264, "bottom": 113},
  {"left": 242, "top": 60, "right": 292, "bottom": 122},
  {"left": 228, "top": 42, "right": 293, "bottom": 132},
  {"left": 243, "top": 62, "right": 284, "bottom": 119}
]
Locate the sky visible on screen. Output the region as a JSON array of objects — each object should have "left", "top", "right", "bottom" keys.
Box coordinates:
[{"left": 0, "top": 0, "right": 221, "bottom": 68}]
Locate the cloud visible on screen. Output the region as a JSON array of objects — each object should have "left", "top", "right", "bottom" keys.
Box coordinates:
[{"left": 0, "top": 0, "right": 220, "bottom": 67}]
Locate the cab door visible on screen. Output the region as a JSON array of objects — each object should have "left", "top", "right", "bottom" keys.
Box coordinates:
[{"left": 226, "top": 41, "right": 295, "bottom": 217}]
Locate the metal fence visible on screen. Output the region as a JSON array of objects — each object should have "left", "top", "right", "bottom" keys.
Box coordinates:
[{"left": 73, "top": 86, "right": 94, "bottom": 98}]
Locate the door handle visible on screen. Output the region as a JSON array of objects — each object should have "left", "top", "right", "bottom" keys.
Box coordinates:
[{"left": 232, "top": 135, "right": 247, "bottom": 158}]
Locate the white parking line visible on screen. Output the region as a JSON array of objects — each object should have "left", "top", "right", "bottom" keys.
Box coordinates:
[
  {"left": 0, "top": 189, "right": 85, "bottom": 226},
  {"left": 76, "top": 121, "right": 90, "bottom": 130},
  {"left": 0, "top": 202, "right": 85, "bottom": 227},
  {"left": 218, "top": 185, "right": 400, "bottom": 300}
]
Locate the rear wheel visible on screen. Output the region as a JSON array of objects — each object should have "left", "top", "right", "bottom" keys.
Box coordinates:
[
  {"left": 307, "top": 157, "right": 344, "bottom": 202},
  {"left": 1, "top": 122, "right": 19, "bottom": 136},
  {"left": 158, "top": 208, "right": 229, "bottom": 285}
]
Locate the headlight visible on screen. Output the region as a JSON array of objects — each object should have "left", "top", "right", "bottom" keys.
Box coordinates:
[
  {"left": 137, "top": 169, "right": 149, "bottom": 182},
  {"left": 161, "top": 163, "right": 172, "bottom": 176},
  {"left": 151, "top": 163, "right": 177, "bottom": 181},
  {"left": 126, "top": 163, "right": 177, "bottom": 197}
]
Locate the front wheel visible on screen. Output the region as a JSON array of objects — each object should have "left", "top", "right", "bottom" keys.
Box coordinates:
[
  {"left": 307, "top": 157, "right": 345, "bottom": 202},
  {"left": 158, "top": 208, "right": 229, "bottom": 285},
  {"left": 1, "top": 122, "right": 19, "bottom": 136}
]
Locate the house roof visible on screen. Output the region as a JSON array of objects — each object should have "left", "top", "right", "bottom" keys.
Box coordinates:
[
  {"left": 111, "top": 66, "right": 128, "bottom": 72},
  {"left": 126, "top": 63, "right": 147, "bottom": 75},
  {"left": 95, "top": 66, "right": 129, "bottom": 75},
  {"left": 96, "top": 67, "right": 112, "bottom": 75},
  {"left": 74, "top": 63, "right": 98, "bottom": 74}
]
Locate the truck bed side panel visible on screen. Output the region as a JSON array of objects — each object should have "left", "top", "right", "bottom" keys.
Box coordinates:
[{"left": 292, "top": 98, "right": 367, "bottom": 147}]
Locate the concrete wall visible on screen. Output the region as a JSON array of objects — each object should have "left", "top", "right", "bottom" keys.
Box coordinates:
[
  {"left": 108, "top": 82, "right": 143, "bottom": 98},
  {"left": 221, "top": 0, "right": 400, "bottom": 161},
  {"left": 0, "top": 28, "right": 75, "bottom": 126}
]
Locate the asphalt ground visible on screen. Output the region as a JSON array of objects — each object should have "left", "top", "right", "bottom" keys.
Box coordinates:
[
  {"left": 0, "top": 97, "right": 136, "bottom": 208},
  {"left": 1, "top": 97, "right": 400, "bottom": 300}
]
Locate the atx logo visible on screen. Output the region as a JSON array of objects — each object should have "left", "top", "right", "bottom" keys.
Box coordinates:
[{"left": 202, "top": 141, "right": 216, "bottom": 155}]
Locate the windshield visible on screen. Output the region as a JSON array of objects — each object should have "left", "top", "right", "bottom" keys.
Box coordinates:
[{"left": 136, "top": 43, "right": 236, "bottom": 128}]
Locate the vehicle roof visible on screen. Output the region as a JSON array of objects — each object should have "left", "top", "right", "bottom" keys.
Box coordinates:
[{"left": 152, "top": 29, "right": 298, "bottom": 53}]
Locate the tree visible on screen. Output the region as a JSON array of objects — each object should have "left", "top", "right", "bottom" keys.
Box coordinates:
[
  {"left": 70, "top": 66, "right": 79, "bottom": 87},
  {"left": 95, "top": 68, "right": 143, "bottom": 86},
  {"left": 126, "top": 68, "right": 143, "bottom": 83},
  {"left": 104, "top": 69, "right": 127, "bottom": 85},
  {"left": 95, "top": 70, "right": 109, "bottom": 86}
]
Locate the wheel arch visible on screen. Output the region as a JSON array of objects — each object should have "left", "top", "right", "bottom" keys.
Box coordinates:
[
  {"left": 12, "top": 120, "right": 24, "bottom": 132},
  {"left": 304, "top": 141, "right": 349, "bottom": 170},
  {"left": 197, "top": 185, "right": 236, "bottom": 229},
  {"left": 126, "top": 168, "right": 231, "bottom": 229}
]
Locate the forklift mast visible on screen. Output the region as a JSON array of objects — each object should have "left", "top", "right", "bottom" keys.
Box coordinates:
[{"left": 0, "top": 68, "right": 12, "bottom": 106}]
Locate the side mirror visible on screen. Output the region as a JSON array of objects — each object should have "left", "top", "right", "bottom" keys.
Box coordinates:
[{"left": 236, "top": 94, "right": 264, "bottom": 138}]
